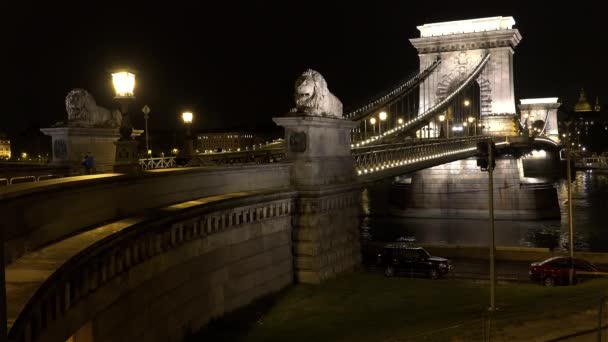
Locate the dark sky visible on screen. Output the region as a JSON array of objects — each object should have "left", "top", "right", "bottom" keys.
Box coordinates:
[{"left": 5, "top": 1, "right": 607, "bottom": 149}]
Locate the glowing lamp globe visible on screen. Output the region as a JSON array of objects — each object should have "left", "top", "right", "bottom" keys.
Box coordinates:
[
  {"left": 379, "top": 111, "right": 387, "bottom": 121},
  {"left": 464, "top": 100, "right": 470, "bottom": 107},
  {"left": 182, "top": 112, "right": 193, "bottom": 124},
  {"left": 370, "top": 117, "right": 377, "bottom": 125},
  {"left": 398, "top": 118, "right": 404, "bottom": 125},
  {"left": 468, "top": 117, "right": 475, "bottom": 123},
  {"left": 439, "top": 114, "right": 446, "bottom": 122},
  {"left": 111, "top": 71, "right": 136, "bottom": 98}
]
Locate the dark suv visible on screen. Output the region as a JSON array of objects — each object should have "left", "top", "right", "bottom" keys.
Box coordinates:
[{"left": 377, "top": 243, "right": 452, "bottom": 279}]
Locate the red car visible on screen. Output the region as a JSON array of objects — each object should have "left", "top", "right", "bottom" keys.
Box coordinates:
[{"left": 529, "top": 257, "right": 607, "bottom": 286}]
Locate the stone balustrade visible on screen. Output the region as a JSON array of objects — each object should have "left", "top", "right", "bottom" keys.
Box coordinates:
[
  {"left": 0, "top": 163, "right": 291, "bottom": 264},
  {"left": 8, "top": 190, "right": 296, "bottom": 342}
]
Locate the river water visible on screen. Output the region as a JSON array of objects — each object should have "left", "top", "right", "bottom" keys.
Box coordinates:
[{"left": 363, "top": 170, "right": 608, "bottom": 252}]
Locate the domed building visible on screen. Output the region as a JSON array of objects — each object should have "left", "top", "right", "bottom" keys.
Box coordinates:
[{"left": 558, "top": 89, "right": 608, "bottom": 153}]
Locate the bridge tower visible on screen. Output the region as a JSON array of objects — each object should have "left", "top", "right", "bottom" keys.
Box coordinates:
[{"left": 410, "top": 16, "right": 522, "bottom": 136}]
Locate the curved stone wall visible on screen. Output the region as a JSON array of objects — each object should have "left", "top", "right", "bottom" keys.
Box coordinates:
[
  {"left": 0, "top": 164, "right": 290, "bottom": 264},
  {"left": 8, "top": 191, "right": 296, "bottom": 342}
]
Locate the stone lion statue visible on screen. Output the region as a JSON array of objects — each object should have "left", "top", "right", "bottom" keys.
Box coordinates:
[
  {"left": 292, "top": 69, "right": 343, "bottom": 118},
  {"left": 65, "top": 89, "right": 122, "bottom": 128}
]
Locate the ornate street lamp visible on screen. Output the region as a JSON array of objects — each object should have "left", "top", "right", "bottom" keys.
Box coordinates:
[
  {"left": 379, "top": 111, "right": 387, "bottom": 135},
  {"left": 182, "top": 111, "right": 194, "bottom": 157},
  {"left": 370, "top": 117, "right": 377, "bottom": 136},
  {"left": 111, "top": 71, "right": 136, "bottom": 141},
  {"left": 439, "top": 114, "right": 446, "bottom": 139},
  {"left": 111, "top": 70, "right": 142, "bottom": 174}
]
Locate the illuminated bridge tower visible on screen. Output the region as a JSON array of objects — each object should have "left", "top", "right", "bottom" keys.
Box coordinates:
[{"left": 410, "top": 16, "right": 522, "bottom": 136}]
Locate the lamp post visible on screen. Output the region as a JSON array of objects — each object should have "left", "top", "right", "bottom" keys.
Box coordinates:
[
  {"left": 142, "top": 105, "right": 151, "bottom": 153},
  {"left": 112, "top": 70, "right": 140, "bottom": 174},
  {"left": 379, "top": 111, "right": 387, "bottom": 136},
  {"left": 439, "top": 114, "right": 446, "bottom": 139},
  {"left": 370, "top": 117, "right": 377, "bottom": 136},
  {"left": 468, "top": 117, "right": 475, "bottom": 136},
  {"left": 182, "top": 111, "right": 194, "bottom": 157},
  {"left": 463, "top": 121, "right": 468, "bottom": 137},
  {"left": 564, "top": 121, "right": 575, "bottom": 285}
]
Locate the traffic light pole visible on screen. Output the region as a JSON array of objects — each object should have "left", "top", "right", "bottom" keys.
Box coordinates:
[{"left": 488, "top": 140, "right": 496, "bottom": 312}]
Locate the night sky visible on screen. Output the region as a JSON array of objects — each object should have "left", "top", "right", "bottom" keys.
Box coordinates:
[{"left": 5, "top": 1, "right": 607, "bottom": 152}]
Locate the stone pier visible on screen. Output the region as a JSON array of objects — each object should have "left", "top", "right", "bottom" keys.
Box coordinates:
[
  {"left": 389, "top": 157, "right": 560, "bottom": 220},
  {"left": 273, "top": 115, "right": 362, "bottom": 283}
]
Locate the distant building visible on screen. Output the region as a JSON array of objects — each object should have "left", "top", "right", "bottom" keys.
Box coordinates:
[
  {"left": 558, "top": 89, "right": 608, "bottom": 153},
  {"left": 197, "top": 132, "right": 254, "bottom": 152},
  {"left": 0, "top": 133, "right": 10, "bottom": 160}
]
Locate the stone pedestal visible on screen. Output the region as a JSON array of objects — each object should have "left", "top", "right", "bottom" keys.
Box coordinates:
[
  {"left": 40, "top": 127, "right": 143, "bottom": 173},
  {"left": 114, "top": 140, "right": 141, "bottom": 174},
  {"left": 273, "top": 115, "right": 362, "bottom": 283}
]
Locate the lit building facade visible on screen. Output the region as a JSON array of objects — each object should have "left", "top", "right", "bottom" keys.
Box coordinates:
[
  {"left": 558, "top": 89, "right": 608, "bottom": 153},
  {"left": 0, "top": 134, "right": 10, "bottom": 160},
  {"left": 197, "top": 132, "right": 254, "bottom": 152}
]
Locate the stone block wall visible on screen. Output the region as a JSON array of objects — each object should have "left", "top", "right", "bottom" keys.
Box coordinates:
[
  {"left": 391, "top": 157, "right": 560, "bottom": 219},
  {"left": 291, "top": 187, "right": 362, "bottom": 283},
  {"left": 10, "top": 193, "right": 295, "bottom": 342}
]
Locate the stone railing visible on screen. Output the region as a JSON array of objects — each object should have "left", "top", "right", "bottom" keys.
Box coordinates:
[
  {"left": 8, "top": 190, "right": 297, "bottom": 342},
  {"left": 0, "top": 163, "right": 291, "bottom": 265},
  {"left": 353, "top": 136, "right": 494, "bottom": 178},
  {"left": 139, "top": 157, "right": 176, "bottom": 170}
]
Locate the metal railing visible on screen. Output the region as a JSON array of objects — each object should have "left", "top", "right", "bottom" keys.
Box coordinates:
[
  {"left": 139, "top": 157, "right": 177, "bottom": 170},
  {"left": 353, "top": 136, "right": 497, "bottom": 176},
  {"left": 0, "top": 174, "right": 69, "bottom": 187}
]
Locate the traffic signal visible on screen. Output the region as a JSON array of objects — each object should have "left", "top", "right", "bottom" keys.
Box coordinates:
[{"left": 476, "top": 141, "right": 496, "bottom": 171}]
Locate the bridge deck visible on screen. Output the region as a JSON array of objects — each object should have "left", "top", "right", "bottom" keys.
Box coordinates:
[{"left": 4, "top": 190, "right": 275, "bottom": 331}]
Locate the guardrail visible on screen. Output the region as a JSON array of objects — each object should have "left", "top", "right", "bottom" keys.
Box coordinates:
[
  {"left": 353, "top": 136, "right": 495, "bottom": 176},
  {"left": 138, "top": 157, "right": 176, "bottom": 170},
  {"left": 0, "top": 173, "right": 78, "bottom": 187}
]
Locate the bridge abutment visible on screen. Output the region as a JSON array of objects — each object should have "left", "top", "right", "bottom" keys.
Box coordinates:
[
  {"left": 391, "top": 157, "right": 560, "bottom": 220},
  {"left": 273, "top": 116, "right": 362, "bottom": 283}
]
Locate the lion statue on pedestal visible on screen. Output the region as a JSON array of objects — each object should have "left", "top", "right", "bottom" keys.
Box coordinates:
[
  {"left": 65, "top": 89, "right": 122, "bottom": 128},
  {"left": 292, "top": 69, "right": 343, "bottom": 118}
]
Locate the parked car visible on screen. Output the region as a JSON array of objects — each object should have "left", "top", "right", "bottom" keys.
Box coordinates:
[
  {"left": 529, "top": 257, "right": 608, "bottom": 286},
  {"left": 377, "top": 243, "right": 452, "bottom": 279}
]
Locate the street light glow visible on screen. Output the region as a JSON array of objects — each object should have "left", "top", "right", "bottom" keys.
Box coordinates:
[
  {"left": 398, "top": 118, "right": 404, "bottom": 124},
  {"left": 370, "top": 117, "right": 377, "bottom": 125},
  {"left": 182, "top": 111, "right": 193, "bottom": 123},
  {"left": 439, "top": 114, "right": 445, "bottom": 122},
  {"left": 468, "top": 117, "right": 475, "bottom": 123},
  {"left": 111, "top": 71, "right": 136, "bottom": 98},
  {"left": 379, "top": 111, "right": 387, "bottom": 121},
  {"left": 464, "top": 100, "right": 470, "bottom": 107}
]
